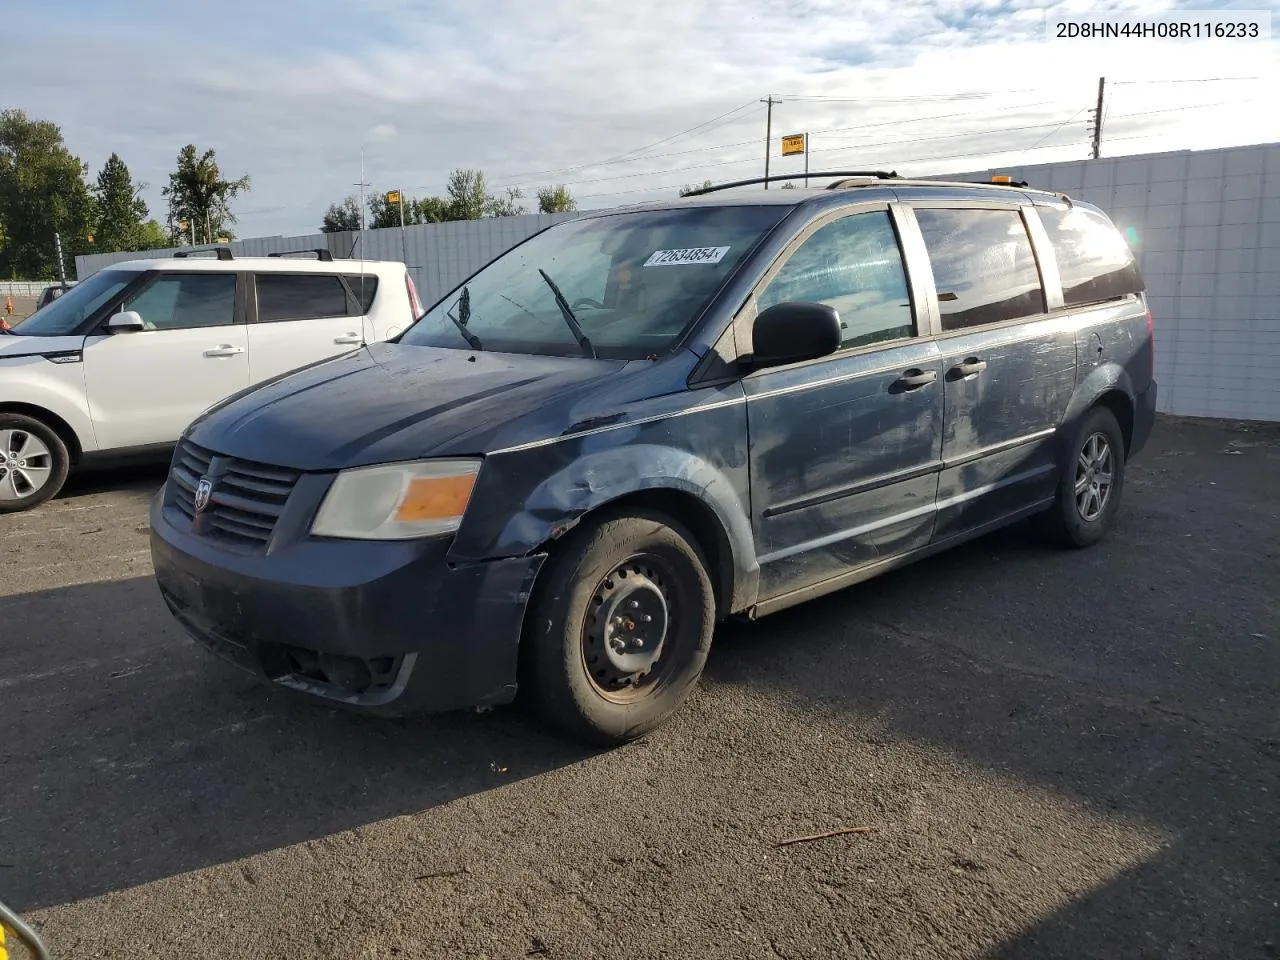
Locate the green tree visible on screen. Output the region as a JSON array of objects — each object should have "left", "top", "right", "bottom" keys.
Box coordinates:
[
  {"left": 137, "top": 219, "right": 170, "bottom": 250},
  {"left": 445, "top": 168, "right": 489, "bottom": 220},
  {"left": 484, "top": 186, "right": 526, "bottom": 218},
  {"left": 162, "top": 144, "right": 250, "bottom": 245},
  {"left": 321, "top": 194, "right": 361, "bottom": 233},
  {"left": 92, "top": 152, "right": 149, "bottom": 252},
  {"left": 678, "top": 180, "right": 713, "bottom": 197},
  {"left": 367, "top": 191, "right": 449, "bottom": 229},
  {"left": 0, "top": 109, "right": 95, "bottom": 278},
  {"left": 537, "top": 184, "right": 577, "bottom": 213}
]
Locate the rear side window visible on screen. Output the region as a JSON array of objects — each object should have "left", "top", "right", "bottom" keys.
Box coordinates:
[
  {"left": 915, "top": 208, "right": 1046, "bottom": 331},
  {"left": 255, "top": 274, "right": 348, "bottom": 322},
  {"left": 1038, "top": 206, "right": 1144, "bottom": 307},
  {"left": 342, "top": 274, "right": 380, "bottom": 314}
]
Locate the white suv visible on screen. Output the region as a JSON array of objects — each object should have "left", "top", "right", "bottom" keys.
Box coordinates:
[{"left": 0, "top": 249, "right": 423, "bottom": 512}]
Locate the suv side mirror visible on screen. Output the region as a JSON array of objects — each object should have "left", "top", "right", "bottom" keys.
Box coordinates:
[
  {"left": 107, "top": 310, "right": 145, "bottom": 333},
  {"left": 747, "top": 301, "right": 841, "bottom": 370}
]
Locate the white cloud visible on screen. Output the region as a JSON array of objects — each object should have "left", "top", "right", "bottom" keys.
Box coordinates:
[{"left": 6, "top": 0, "right": 1279, "bottom": 236}]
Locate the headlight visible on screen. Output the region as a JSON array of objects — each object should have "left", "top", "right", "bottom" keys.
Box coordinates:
[{"left": 311, "top": 459, "right": 481, "bottom": 540}]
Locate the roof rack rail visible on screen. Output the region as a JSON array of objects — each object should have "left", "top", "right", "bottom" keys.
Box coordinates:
[
  {"left": 680, "top": 171, "right": 899, "bottom": 197},
  {"left": 266, "top": 248, "right": 335, "bottom": 261},
  {"left": 174, "top": 247, "right": 234, "bottom": 261}
]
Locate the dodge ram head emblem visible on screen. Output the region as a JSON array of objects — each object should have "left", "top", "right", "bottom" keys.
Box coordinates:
[{"left": 194, "top": 477, "right": 213, "bottom": 514}]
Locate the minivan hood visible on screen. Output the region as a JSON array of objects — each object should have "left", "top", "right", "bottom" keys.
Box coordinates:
[{"left": 186, "top": 342, "right": 630, "bottom": 470}]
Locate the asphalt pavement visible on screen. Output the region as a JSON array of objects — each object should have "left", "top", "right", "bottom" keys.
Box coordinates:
[{"left": 1, "top": 415, "right": 1277, "bottom": 959}]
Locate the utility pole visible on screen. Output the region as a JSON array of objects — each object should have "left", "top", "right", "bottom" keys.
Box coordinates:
[
  {"left": 761, "top": 96, "right": 781, "bottom": 188},
  {"left": 53, "top": 232, "right": 67, "bottom": 284},
  {"left": 1089, "top": 77, "right": 1106, "bottom": 160},
  {"left": 398, "top": 187, "right": 407, "bottom": 265}
]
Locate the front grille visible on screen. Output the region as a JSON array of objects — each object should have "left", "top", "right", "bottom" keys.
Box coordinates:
[{"left": 169, "top": 438, "right": 301, "bottom": 549}]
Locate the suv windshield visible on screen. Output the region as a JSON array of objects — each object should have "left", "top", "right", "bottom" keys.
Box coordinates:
[
  {"left": 12, "top": 270, "right": 137, "bottom": 337},
  {"left": 400, "top": 206, "right": 789, "bottom": 359}
]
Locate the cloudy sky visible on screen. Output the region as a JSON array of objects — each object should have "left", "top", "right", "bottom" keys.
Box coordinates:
[{"left": 8, "top": 0, "right": 1279, "bottom": 238}]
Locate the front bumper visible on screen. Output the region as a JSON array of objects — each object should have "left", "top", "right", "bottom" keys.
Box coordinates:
[
  {"left": 1130, "top": 379, "right": 1158, "bottom": 459},
  {"left": 150, "top": 491, "right": 545, "bottom": 714}
]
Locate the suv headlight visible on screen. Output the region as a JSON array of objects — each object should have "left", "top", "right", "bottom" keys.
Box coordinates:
[{"left": 311, "top": 459, "right": 481, "bottom": 540}]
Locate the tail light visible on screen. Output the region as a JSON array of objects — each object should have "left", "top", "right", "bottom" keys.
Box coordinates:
[{"left": 405, "top": 272, "right": 423, "bottom": 318}]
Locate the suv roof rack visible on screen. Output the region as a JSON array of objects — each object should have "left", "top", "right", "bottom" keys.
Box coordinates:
[
  {"left": 174, "top": 247, "right": 234, "bottom": 261},
  {"left": 680, "top": 171, "right": 900, "bottom": 197},
  {"left": 267, "top": 248, "right": 335, "bottom": 261}
]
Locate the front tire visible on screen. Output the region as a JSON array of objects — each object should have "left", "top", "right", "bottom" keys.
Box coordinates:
[
  {"left": 0, "top": 413, "right": 70, "bottom": 513},
  {"left": 521, "top": 510, "right": 716, "bottom": 746},
  {"left": 1034, "top": 406, "right": 1126, "bottom": 548}
]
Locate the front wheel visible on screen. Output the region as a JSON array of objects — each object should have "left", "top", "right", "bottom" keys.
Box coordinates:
[
  {"left": 1034, "top": 406, "right": 1126, "bottom": 548},
  {"left": 520, "top": 510, "right": 716, "bottom": 746},
  {"left": 0, "top": 413, "right": 70, "bottom": 513}
]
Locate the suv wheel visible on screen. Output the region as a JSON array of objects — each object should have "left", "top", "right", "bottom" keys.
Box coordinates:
[
  {"left": 521, "top": 510, "right": 715, "bottom": 745},
  {"left": 0, "top": 413, "right": 71, "bottom": 513},
  {"left": 1034, "top": 405, "right": 1126, "bottom": 548}
]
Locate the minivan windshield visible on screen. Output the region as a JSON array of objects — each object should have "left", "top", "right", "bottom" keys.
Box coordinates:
[
  {"left": 11, "top": 269, "right": 137, "bottom": 337},
  {"left": 400, "top": 206, "right": 789, "bottom": 359}
]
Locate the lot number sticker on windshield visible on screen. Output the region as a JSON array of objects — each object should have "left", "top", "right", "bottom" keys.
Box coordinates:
[{"left": 644, "top": 246, "right": 731, "bottom": 267}]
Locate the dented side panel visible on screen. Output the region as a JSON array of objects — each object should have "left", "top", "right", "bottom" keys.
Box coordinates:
[{"left": 449, "top": 385, "right": 758, "bottom": 610}]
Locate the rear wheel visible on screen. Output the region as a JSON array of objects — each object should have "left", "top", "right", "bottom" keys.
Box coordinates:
[
  {"left": 521, "top": 510, "right": 715, "bottom": 746},
  {"left": 0, "top": 413, "right": 70, "bottom": 513},
  {"left": 1034, "top": 406, "right": 1126, "bottom": 548}
]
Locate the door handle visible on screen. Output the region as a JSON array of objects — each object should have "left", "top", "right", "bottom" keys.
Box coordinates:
[
  {"left": 891, "top": 368, "right": 938, "bottom": 392},
  {"left": 333, "top": 334, "right": 363, "bottom": 345},
  {"left": 203, "top": 345, "right": 245, "bottom": 357},
  {"left": 947, "top": 357, "right": 987, "bottom": 380}
]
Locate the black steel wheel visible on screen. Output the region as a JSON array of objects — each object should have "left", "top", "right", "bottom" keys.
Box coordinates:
[{"left": 521, "top": 510, "right": 715, "bottom": 745}]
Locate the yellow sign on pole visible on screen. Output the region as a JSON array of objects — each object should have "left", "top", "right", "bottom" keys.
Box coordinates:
[
  {"left": 781, "top": 133, "right": 806, "bottom": 156},
  {"left": 385, "top": 190, "right": 401, "bottom": 204}
]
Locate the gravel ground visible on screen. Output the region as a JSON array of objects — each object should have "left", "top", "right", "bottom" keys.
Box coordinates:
[{"left": 1, "top": 414, "right": 1277, "bottom": 959}]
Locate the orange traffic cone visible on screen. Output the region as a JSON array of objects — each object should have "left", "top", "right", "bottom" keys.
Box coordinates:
[{"left": 3, "top": 294, "right": 12, "bottom": 316}]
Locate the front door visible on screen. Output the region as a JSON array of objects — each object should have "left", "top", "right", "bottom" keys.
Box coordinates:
[
  {"left": 83, "top": 271, "right": 248, "bottom": 449},
  {"left": 246, "top": 272, "right": 365, "bottom": 382},
  {"left": 742, "top": 205, "right": 944, "bottom": 601},
  {"left": 910, "top": 205, "right": 1077, "bottom": 540}
]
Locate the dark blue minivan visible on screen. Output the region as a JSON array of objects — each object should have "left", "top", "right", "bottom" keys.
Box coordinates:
[{"left": 150, "top": 174, "right": 1157, "bottom": 744}]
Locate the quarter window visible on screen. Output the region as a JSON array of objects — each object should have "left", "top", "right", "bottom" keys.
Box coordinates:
[
  {"left": 915, "top": 208, "right": 1046, "bottom": 331},
  {"left": 256, "top": 274, "right": 349, "bottom": 322},
  {"left": 1037, "top": 206, "right": 1144, "bottom": 307},
  {"left": 342, "top": 274, "right": 380, "bottom": 314},
  {"left": 124, "top": 273, "right": 237, "bottom": 330},
  {"left": 757, "top": 211, "right": 915, "bottom": 348}
]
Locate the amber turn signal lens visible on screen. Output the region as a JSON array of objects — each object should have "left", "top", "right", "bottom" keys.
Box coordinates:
[{"left": 395, "top": 473, "right": 478, "bottom": 522}]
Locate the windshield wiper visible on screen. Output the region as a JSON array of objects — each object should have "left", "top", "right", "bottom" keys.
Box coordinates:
[
  {"left": 446, "top": 286, "right": 483, "bottom": 351},
  {"left": 538, "top": 269, "right": 596, "bottom": 359}
]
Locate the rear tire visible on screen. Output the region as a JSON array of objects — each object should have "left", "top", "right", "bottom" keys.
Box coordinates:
[
  {"left": 1034, "top": 406, "right": 1126, "bottom": 549},
  {"left": 0, "top": 413, "right": 70, "bottom": 513},
  {"left": 520, "top": 510, "right": 715, "bottom": 746}
]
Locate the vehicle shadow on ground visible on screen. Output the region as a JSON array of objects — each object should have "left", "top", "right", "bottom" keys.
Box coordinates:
[
  {"left": 56, "top": 461, "right": 169, "bottom": 501},
  {"left": 704, "top": 457, "right": 1280, "bottom": 960},
  {"left": 0, "top": 575, "right": 591, "bottom": 912}
]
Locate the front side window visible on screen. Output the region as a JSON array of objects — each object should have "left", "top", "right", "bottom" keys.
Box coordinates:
[
  {"left": 11, "top": 270, "right": 136, "bottom": 337},
  {"left": 256, "top": 274, "right": 349, "bottom": 322},
  {"left": 125, "top": 273, "right": 237, "bottom": 330},
  {"left": 1037, "top": 205, "right": 1144, "bottom": 307},
  {"left": 757, "top": 211, "right": 915, "bottom": 348},
  {"left": 400, "top": 205, "right": 789, "bottom": 360},
  {"left": 916, "top": 208, "right": 1046, "bottom": 331}
]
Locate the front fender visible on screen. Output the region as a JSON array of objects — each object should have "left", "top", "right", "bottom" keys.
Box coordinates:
[
  {"left": 450, "top": 401, "right": 759, "bottom": 611},
  {"left": 0, "top": 352, "right": 97, "bottom": 452}
]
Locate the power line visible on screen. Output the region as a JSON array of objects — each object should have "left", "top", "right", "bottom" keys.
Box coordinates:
[
  {"left": 488, "top": 99, "right": 760, "bottom": 186},
  {"left": 573, "top": 99, "right": 1259, "bottom": 202}
]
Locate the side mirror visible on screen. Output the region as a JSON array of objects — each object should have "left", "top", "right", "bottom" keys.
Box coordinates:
[
  {"left": 107, "top": 310, "right": 145, "bottom": 332},
  {"left": 747, "top": 301, "right": 841, "bottom": 370}
]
